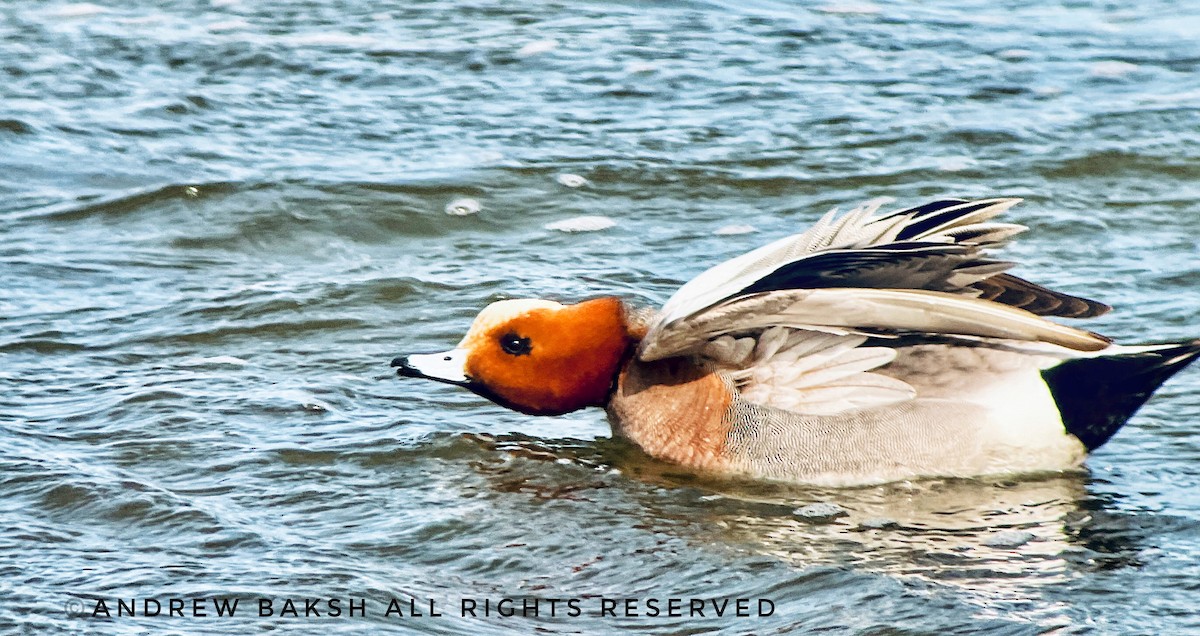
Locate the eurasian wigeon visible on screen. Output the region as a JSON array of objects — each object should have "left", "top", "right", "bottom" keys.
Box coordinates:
[{"left": 392, "top": 198, "right": 1199, "bottom": 486}]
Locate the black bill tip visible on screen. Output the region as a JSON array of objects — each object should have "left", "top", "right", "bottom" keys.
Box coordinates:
[{"left": 390, "top": 355, "right": 423, "bottom": 378}]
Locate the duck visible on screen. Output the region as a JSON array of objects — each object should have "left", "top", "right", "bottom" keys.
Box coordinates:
[{"left": 392, "top": 198, "right": 1200, "bottom": 486}]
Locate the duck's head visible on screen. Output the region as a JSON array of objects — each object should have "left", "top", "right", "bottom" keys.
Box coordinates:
[{"left": 392, "top": 297, "right": 635, "bottom": 415}]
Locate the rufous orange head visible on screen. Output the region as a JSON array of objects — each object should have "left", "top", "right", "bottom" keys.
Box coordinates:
[{"left": 392, "top": 297, "right": 635, "bottom": 415}]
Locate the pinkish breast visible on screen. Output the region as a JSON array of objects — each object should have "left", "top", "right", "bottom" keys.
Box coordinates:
[{"left": 606, "top": 357, "right": 735, "bottom": 473}]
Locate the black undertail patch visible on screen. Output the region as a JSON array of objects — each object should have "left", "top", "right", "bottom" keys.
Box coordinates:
[{"left": 1042, "top": 340, "right": 1200, "bottom": 451}]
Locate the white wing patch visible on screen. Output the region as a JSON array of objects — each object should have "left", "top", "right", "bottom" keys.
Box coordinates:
[{"left": 705, "top": 327, "right": 916, "bottom": 416}]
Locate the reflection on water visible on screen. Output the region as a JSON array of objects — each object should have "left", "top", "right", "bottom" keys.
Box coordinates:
[
  {"left": 468, "top": 432, "right": 1157, "bottom": 630},
  {"left": 472, "top": 432, "right": 1147, "bottom": 612},
  {"left": 712, "top": 478, "right": 1093, "bottom": 596}
]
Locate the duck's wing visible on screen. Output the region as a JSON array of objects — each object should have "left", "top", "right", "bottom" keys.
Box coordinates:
[
  {"left": 702, "top": 326, "right": 918, "bottom": 416},
  {"left": 972, "top": 272, "right": 1109, "bottom": 318},
  {"left": 639, "top": 198, "right": 1111, "bottom": 363}
]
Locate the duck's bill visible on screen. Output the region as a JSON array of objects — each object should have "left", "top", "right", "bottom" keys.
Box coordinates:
[{"left": 391, "top": 349, "right": 470, "bottom": 386}]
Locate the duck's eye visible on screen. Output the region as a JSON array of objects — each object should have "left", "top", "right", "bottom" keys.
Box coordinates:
[{"left": 498, "top": 332, "right": 532, "bottom": 356}]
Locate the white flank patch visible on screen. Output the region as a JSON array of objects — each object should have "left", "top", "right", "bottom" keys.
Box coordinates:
[
  {"left": 444, "top": 198, "right": 482, "bottom": 216},
  {"left": 544, "top": 215, "right": 616, "bottom": 233},
  {"left": 967, "top": 365, "right": 1066, "bottom": 450}
]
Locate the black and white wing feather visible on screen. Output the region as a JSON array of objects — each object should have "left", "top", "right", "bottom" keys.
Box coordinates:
[{"left": 637, "top": 198, "right": 1111, "bottom": 414}]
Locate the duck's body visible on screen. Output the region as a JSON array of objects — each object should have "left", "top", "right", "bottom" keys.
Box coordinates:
[
  {"left": 394, "top": 198, "right": 1200, "bottom": 486},
  {"left": 609, "top": 346, "right": 1080, "bottom": 487}
]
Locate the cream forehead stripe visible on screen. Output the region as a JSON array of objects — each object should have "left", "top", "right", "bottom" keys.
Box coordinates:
[{"left": 457, "top": 299, "right": 564, "bottom": 346}]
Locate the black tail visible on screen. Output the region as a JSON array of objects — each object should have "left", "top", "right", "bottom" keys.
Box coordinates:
[{"left": 1042, "top": 340, "right": 1200, "bottom": 451}]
